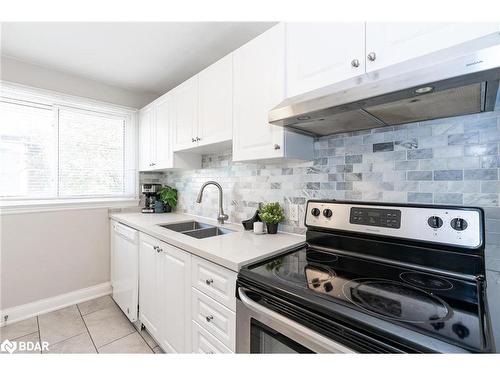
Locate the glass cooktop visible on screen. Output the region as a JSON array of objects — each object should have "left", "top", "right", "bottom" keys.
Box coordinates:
[{"left": 244, "top": 245, "right": 485, "bottom": 351}]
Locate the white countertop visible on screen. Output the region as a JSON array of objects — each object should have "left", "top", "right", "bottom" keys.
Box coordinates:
[{"left": 109, "top": 212, "right": 305, "bottom": 272}]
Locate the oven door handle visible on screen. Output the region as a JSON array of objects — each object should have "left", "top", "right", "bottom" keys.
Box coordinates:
[{"left": 238, "top": 287, "right": 355, "bottom": 353}]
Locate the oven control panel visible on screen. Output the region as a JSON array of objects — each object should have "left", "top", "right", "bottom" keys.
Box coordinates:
[
  {"left": 349, "top": 207, "right": 401, "bottom": 229},
  {"left": 305, "top": 201, "right": 483, "bottom": 249}
]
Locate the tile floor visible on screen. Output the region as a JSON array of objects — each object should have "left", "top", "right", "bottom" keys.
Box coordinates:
[{"left": 0, "top": 295, "right": 164, "bottom": 354}]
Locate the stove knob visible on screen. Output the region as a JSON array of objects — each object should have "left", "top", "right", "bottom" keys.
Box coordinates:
[
  {"left": 427, "top": 216, "right": 443, "bottom": 229},
  {"left": 323, "top": 209, "right": 333, "bottom": 218},
  {"left": 311, "top": 277, "right": 321, "bottom": 288},
  {"left": 323, "top": 282, "right": 333, "bottom": 293},
  {"left": 452, "top": 323, "right": 470, "bottom": 339},
  {"left": 311, "top": 208, "right": 321, "bottom": 217},
  {"left": 451, "top": 218, "right": 468, "bottom": 231}
]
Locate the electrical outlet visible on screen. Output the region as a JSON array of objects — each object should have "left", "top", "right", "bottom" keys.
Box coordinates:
[{"left": 289, "top": 204, "right": 299, "bottom": 221}]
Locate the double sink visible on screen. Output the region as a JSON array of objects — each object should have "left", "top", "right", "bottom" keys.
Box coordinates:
[{"left": 158, "top": 220, "right": 235, "bottom": 239}]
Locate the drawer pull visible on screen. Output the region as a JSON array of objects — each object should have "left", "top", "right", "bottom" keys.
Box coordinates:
[
  {"left": 205, "top": 278, "right": 214, "bottom": 285},
  {"left": 205, "top": 315, "right": 214, "bottom": 322}
]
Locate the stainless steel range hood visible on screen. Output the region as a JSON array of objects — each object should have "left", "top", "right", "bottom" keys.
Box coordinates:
[{"left": 269, "top": 35, "right": 500, "bottom": 136}]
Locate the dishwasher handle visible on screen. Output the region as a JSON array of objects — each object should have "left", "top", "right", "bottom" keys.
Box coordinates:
[
  {"left": 238, "top": 287, "right": 355, "bottom": 353},
  {"left": 113, "top": 222, "right": 138, "bottom": 243}
]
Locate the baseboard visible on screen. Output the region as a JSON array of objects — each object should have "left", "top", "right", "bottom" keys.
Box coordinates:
[{"left": 0, "top": 282, "right": 112, "bottom": 327}]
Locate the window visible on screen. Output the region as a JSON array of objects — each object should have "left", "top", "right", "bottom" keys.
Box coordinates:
[
  {"left": 58, "top": 108, "right": 126, "bottom": 197},
  {"left": 0, "top": 90, "right": 136, "bottom": 202}
]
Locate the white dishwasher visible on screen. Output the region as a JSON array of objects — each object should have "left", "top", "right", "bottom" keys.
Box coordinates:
[{"left": 111, "top": 220, "right": 139, "bottom": 322}]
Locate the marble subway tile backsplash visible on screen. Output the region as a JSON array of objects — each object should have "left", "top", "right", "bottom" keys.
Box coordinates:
[{"left": 140, "top": 109, "right": 500, "bottom": 240}]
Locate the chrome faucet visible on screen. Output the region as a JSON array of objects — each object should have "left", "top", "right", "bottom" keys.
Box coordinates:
[{"left": 196, "top": 181, "right": 229, "bottom": 224}]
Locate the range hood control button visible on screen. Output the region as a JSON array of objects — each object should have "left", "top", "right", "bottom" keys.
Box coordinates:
[{"left": 311, "top": 208, "right": 321, "bottom": 217}]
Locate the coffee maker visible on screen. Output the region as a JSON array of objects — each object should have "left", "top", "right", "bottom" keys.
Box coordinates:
[{"left": 141, "top": 184, "right": 162, "bottom": 213}]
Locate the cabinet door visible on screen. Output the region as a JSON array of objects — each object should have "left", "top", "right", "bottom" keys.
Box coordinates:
[
  {"left": 286, "top": 22, "right": 366, "bottom": 97},
  {"left": 139, "top": 234, "right": 162, "bottom": 340},
  {"left": 197, "top": 54, "right": 233, "bottom": 146},
  {"left": 154, "top": 94, "right": 173, "bottom": 169},
  {"left": 173, "top": 76, "right": 198, "bottom": 151},
  {"left": 365, "top": 22, "right": 500, "bottom": 72},
  {"left": 160, "top": 242, "right": 192, "bottom": 353},
  {"left": 138, "top": 106, "right": 154, "bottom": 171},
  {"left": 233, "top": 23, "right": 286, "bottom": 162}
]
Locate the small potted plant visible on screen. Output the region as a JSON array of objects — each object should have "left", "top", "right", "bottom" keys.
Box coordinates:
[
  {"left": 158, "top": 186, "right": 178, "bottom": 213},
  {"left": 259, "top": 202, "right": 285, "bottom": 234}
]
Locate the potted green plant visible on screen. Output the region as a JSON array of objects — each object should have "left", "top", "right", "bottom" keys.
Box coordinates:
[
  {"left": 158, "top": 186, "right": 178, "bottom": 213},
  {"left": 259, "top": 202, "right": 285, "bottom": 234}
]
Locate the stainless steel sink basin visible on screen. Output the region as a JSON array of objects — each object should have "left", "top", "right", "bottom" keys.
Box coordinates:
[
  {"left": 158, "top": 221, "right": 212, "bottom": 232},
  {"left": 183, "top": 227, "right": 235, "bottom": 239},
  {"left": 158, "top": 220, "right": 235, "bottom": 239}
]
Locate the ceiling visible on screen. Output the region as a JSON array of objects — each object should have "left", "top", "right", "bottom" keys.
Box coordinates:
[{"left": 1, "top": 22, "right": 276, "bottom": 96}]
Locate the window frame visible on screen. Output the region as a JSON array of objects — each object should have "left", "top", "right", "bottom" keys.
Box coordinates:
[{"left": 0, "top": 81, "right": 139, "bottom": 210}]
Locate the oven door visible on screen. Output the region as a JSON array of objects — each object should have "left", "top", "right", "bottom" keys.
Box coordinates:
[{"left": 236, "top": 287, "right": 356, "bottom": 353}]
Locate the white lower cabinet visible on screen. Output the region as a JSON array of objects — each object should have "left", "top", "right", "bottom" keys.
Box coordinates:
[
  {"left": 139, "top": 233, "right": 192, "bottom": 353},
  {"left": 159, "top": 242, "right": 192, "bottom": 353},
  {"left": 139, "top": 233, "right": 162, "bottom": 340},
  {"left": 191, "top": 255, "right": 237, "bottom": 310},
  {"left": 136, "top": 232, "right": 237, "bottom": 353},
  {"left": 191, "top": 288, "right": 236, "bottom": 351},
  {"left": 192, "top": 321, "right": 232, "bottom": 354}
]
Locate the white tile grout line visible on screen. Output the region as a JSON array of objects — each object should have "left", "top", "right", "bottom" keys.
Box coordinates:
[
  {"left": 36, "top": 316, "right": 42, "bottom": 354},
  {"left": 81, "top": 297, "right": 153, "bottom": 353},
  {"left": 96, "top": 330, "right": 153, "bottom": 353},
  {"left": 76, "top": 303, "right": 99, "bottom": 354}
]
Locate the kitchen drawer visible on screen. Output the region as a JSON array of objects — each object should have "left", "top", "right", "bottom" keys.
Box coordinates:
[
  {"left": 192, "top": 321, "right": 232, "bottom": 354},
  {"left": 191, "top": 256, "right": 237, "bottom": 311},
  {"left": 192, "top": 288, "right": 236, "bottom": 351}
]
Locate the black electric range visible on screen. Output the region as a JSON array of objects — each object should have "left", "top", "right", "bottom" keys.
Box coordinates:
[{"left": 236, "top": 200, "right": 494, "bottom": 353}]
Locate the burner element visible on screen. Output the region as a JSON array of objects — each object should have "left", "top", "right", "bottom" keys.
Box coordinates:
[
  {"left": 306, "top": 249, "right": 338, "bottom": 265},
  {"left": 342, "top": 278, "right": 452, "bottom": 323},
  {"left": 400, "top": 272, "right": 454, "bottom": 291}
]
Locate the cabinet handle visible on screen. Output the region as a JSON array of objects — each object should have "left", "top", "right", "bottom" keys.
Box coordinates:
[
  {"left": 192, "top": 138, "right": 196, "bottom": 142},
  {"left": 154, "top": 246, "right": 163, "bottom": 253},
  {"left": 273, "top": 144, "right": 281, "bottom": 150},
  {"left": 351, "top": 59, "right": 360, "bottom": 68},
  {"left": 205, "top": 315, "right": 214, "bottom": 322},
  {"left": 367, "top": 52, "right": 376, "bottom": 62},
  {"left": 196, "top": 137, "right": 201, "bottom": 141},
  {"left": 205, "top": 278, "right": 214, "bottom": 285},
  {"left": 151, "top": 162, "right": 156, "bottom": 166}
]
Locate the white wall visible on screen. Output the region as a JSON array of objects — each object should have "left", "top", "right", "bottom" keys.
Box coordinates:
[
  {"left": 0, "top": 208, "right": 111, "bottom": 310},
  {"left": 0, "top": 56, "right": 158, "bottom": 108}
]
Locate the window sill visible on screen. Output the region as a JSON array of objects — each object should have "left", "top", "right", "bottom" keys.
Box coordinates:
[{"left": 0, "top": 197, "right": 140, "bottom": 215}]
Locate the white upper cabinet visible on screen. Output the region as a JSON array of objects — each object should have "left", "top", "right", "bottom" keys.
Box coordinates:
[
  {"left": 197, "top": 54, "right": 233, "bottom": 148},
  {"left": 138, "top": 93, "right": 201, "bottom": 172},
  {"left": 154, "top": 94, "right": 173, "bottom": 169},
  {"left": 286, "top": 22, "right": 366, "bottom": 97},
  {"left": 365, "top": 23, "right": 500, "bottom": 72},
  {"left": 173, "top": 75, "right": 199, "bottom": 151},
  {"left": 233, "top": 23, "right": 313, "bottom": 162},
  {"left": 138, "top": 106, "right": 154, "bottom": 171}
]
